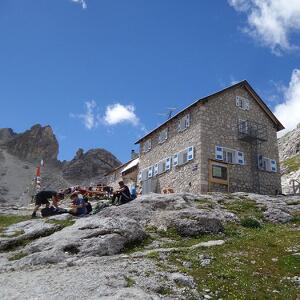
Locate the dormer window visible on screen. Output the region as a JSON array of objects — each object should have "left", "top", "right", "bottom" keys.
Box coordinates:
[
  {"left": 177, "top": 114, "right": 190, "bottom": 132},
  {"left": 158, "top": 128, "right": 168, "bottom": 144},
  {"left": 142, "top": 139, "right": 151, "bottom": 153},
  {"left": 236, "top": 96, "right": 250, "bottom": 110}
]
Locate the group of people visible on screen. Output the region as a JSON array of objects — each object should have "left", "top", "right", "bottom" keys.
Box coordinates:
[{"left": 31, "top": 181, "right": 136, "bottom": 218}]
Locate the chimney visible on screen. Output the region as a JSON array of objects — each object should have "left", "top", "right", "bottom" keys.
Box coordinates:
[{"left": 131, "top": 149, "right": 138, "bottom": 159}]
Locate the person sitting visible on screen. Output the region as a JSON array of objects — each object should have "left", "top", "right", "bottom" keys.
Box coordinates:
[
  {"left": 84, "top": 196, "right": 92, "bottom": 214},
  {"left": 32, "top": 190, "right": 64, "bottom": 218},
  {"left": 69, "top": 192, "right": 87, "bottom": 216},
  {"left": 112, "top": 181, "right": 131, "bottom": 205}
]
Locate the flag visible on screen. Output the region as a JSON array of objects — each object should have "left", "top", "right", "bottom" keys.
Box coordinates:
[{"left": 36, "top": 166, "right": 41, "bottom": 177}]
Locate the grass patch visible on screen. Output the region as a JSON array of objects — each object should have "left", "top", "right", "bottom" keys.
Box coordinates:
[
  {"left": 165, "top": 223, "right": 300, "bottom": 299},
  {"left": 291, "top": 214, "right": 300, "bottom": 225},
  {"left": 0, "top": 215, "right": 31, "bottom": 234},
  {"left": 146, "top": 251, "right": 160, "bottom": 260},
  {"left": 123, "top": 236, "right": 153, "bottom": 254},
  {"left": 46, "top": 219, "right": 75, "bottom": 228},
  {"left": 156, "top": 286, "right": 172, "bottom": 296},
  {"left": 124, "top": 276, "right": 136, "bottom": 287},
  {"left": 282, "top": 152, "right": 300, "bottom": 173},
  {"left": 8, "top": 251, "right": 28, "bottom": 261},
  {"left": 240, "top": 217, "right": 262, "bottom": 229},
  {"left": 223, "top": 199, "right": 264, "bottom": 220}
]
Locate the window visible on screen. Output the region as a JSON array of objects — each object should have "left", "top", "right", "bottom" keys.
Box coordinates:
[
  {"left": 158, "top": 157, "right": 172, "bottom": 175},
  {"left": 158, "top": 128, "right": 168, "bottom": 144},
  {"left": 148, "top": 166, "right": 153, "bottom": 178},
  {"left": 215, "top": 146, "right": 245, "bottom": 165},
  {"left": 138, "top": 169, "right": 149, "bottom": 182},
  {"left": 257, "top": 155, "right": 277, "bottom": 172},
  {"left": 176, "top": 146, "right": 194, "bottom": 166},
  {"left": 236, "top": 96, "right": 250, "bottom": 110},
  {"left": 212, "top": 165, "right": 228, "bottom": 180},
  {"left": 177, "top": 114, "right": 190, "bottom": 132},
  {"left": 209, "top": 160, "right": 229, "bottom": 185},
  {"left": 238, "top": 119, "right": 249, "bottom": 134},
  {"left": 143, "top": 139, "right": 151, "bottom": 153}
]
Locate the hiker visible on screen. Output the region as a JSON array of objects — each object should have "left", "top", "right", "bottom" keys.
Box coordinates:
[
  {"left": 32, "top": 190, "right": 64, "bottom": 218},
  {"left": 69, "top": 192, "right": 87, "bottom": 216},
  {"left": 112, "top": 181, "right": 131, "bottom": 205},
  {"left": 84, "top": 196, "right": 92, "bottom": 214}
]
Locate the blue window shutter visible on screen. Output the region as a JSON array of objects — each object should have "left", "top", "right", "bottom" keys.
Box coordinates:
[
  {"left": 237, "top": 151, "right": 245, "bottom": 165},
  {"left": 154, "top": 163, "right": 158, "bottom": 176},
  {"left": 173, "top": 153, "right": 179, "bottom": 166},
  {"left": 166, "top": 157, "right": 171, "bottom": 171},
  {"left": 188, "top": 146, "right": 194, "bottom": 161},
  {"left": 257, "top": 155, "right": 263, "bottom": 170},
  {"left": 215, "top": 146, "right": 223, "bottom": 161},
  {"left": 185, "top": 114, "right": 190, "bottom": 128},
  {"left": 138, "top": 171, "right": 142, "bottom": 182},
  {"left": 271, "top": 159, "right": 277, "bottom": 172}
]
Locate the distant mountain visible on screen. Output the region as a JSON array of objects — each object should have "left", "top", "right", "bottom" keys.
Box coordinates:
[
  {"left": 278, "top": 123, "right": 300, "bottom": 194},
  {"left": 0, "top": 124, "right": 121, "bottom": 205}
]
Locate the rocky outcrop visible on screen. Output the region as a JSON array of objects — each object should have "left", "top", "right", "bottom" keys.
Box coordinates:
[
  {"left": 62, "top": 148, "right": 121, "bottom": 184},
  {"left": 6, "top": 124, "right": 59, "bottom": 163},
  {"left": 0, "top": 124, "right": 122, "bottom": 204},
  {"left": 0, "top": 128, "right": 16, "bottom": 145},
  {"left": 278, "top": 123, "right": 300, "bottom": 194},
  {"left": 278, "top": 123, "right": 300, "bottom": 161}
]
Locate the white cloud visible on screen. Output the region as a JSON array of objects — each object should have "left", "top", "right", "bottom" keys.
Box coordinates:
[
  {"left": 228, "top": 0, "right": 300, "bottom": 54},
  {"left": 70, "top": 100, "right": 99, "bottom": 130},
  {"left": 103, "top": 103, "right": 139, "bottom": 126},
  {"left": 274, "top": 69, "right": 300, "bottom": 137},
  {"left": 70, "top": 101, "right": 142, "bottom": 130},
  {"left": 71, "top": 0, "right": 87, "bottom": 10}
]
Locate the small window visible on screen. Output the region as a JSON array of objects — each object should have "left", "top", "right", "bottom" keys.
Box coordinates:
[
  {"left": 158, "top": 128, "right": 168, "bottom": 144},
  {"left": 212, "top": 165, "right": 228, "bottom": 180},
  {"left": 143, "top": 139, "right": 152, "bottom": 153},
  {"left": 223, "top": 149, "right": 236, "bottom": 164},
  {"left": 148, "top": 166, "right": 153, "bottom": 178},
  {"left": 239, "top": 120, "right": 249, "bottom": 134},
  {"left": 236, "top": 96, "right": 250, "bottom": 110},
  {"left": 215, "top": 145, "right": 245, "bottom": 165},
  {"left": 257, "top": 155, "right": 277, "bottom": 172},
  {"left": 176, "top": 146, "right": 194, "bottom": 166},
  {"left": 177, "top": 114, "right": 190, "bottom": 132}
]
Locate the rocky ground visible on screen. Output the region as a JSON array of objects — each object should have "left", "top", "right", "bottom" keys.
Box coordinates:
[{"left": 0, "top": 193, "right": 299, "bottom": 299}]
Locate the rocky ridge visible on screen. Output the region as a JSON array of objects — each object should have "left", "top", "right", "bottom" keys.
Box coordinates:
[{"left": 0, "top": 124, "right": 121, "bottom": 205}]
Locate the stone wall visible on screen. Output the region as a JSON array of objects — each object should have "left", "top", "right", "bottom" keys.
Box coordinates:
[
  {"left": 106, "top": 167, "right": 138, "bottom": 192},
  {"left": 138, "top": 84, "right": 282, "bottom": 195},
  {"left": 200, "top": 86, "right": 281, "bottom": 195}
]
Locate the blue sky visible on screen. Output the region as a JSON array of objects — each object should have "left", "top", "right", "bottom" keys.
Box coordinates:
[{"left": 0, "top": 0, "right": 300, "bottom": 163}]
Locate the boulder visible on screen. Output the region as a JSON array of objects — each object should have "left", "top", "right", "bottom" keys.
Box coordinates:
[
  {"left": 13, "top": 216, "right": 146, "bottom": 267},
  {"left": 263, "top": 209, "right": 293, "bottom": 223},
  {"left": 0, "top": 219, "right": 60, "bottom": 251}
]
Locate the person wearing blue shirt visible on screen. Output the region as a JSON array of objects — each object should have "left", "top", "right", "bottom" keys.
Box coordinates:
[{"left": 69, "top": 192, "right": 87, "bottom": 216}]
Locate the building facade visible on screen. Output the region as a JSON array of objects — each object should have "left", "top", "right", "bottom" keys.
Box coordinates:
[
  {"left": 135, "top": 81, "right": 284, "bottom": 195},
  {"left": 106, "top": 158, "right": 139, "bottom": 191}
]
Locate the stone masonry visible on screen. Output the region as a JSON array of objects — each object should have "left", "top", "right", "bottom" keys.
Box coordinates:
[{"left": 136, "top": 81, "right": 283, "bottom": 195}]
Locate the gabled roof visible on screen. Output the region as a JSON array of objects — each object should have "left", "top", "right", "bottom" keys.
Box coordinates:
[
  {"left": 135, "top": 80, "right": 284, "bottom": 144},
  {"left": 121, "top": 158, "right": 139, "bottom": 174}
]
